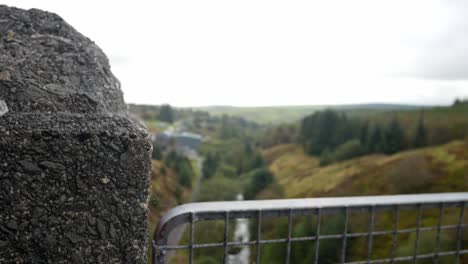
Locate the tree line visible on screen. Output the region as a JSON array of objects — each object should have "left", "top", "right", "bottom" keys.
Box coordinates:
[
  {"left": 128, "top": 103, "right": 175, "bottom": 123},
  {"left": 300, "top": 110, "right": 427, "bottom": 165}
]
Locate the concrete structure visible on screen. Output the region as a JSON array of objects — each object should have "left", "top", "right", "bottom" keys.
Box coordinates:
[
  {"left": 0, "top": 6, "right": 151, "bottom": 263},
  {"left": 154, "top": 131, "right": 202, "bottom": 157}
]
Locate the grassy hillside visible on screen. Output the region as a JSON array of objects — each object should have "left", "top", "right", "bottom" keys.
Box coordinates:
[
  {"left": 194, "top": 104, "right": 422, "bottom": 124},
  {"left": 147, "top": 160, "right": 190, "bottom": 262},
  {"left": 264, "top": 141, "right": 468, "bottom": 198},
  {"left": 262, "top": 141, "right": 468, "bottom": 263}
]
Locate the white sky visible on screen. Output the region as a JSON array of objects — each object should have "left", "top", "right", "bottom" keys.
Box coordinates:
[{"left": 4, "top": 0, "right": 468, "bottom": 106}]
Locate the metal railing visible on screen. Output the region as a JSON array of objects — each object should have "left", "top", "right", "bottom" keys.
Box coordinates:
[{"left": 153, "top": 193, "right": 468, "bottom": 264}]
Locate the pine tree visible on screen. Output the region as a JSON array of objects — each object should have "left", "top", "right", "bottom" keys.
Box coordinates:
[
  {"left": 413, "top": 111, "right": 427, "bottom": 148},
  {"left": 383, "top": 117, "right": 404, "bottom": 154},
  {"left": 367, "top": 125, "right": 383, "bottom": 153},
  {"left": 159, "top": 104, "right": 174, "bottom": 123},
  {"left": 202, "top": 152, "right": 220, "bottom": 178},
  {"left": 360, "top": 121, "right": 369, "bottom": 151}
]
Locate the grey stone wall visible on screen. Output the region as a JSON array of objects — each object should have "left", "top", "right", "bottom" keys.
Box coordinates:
[{"left": 0, "top": 5, "right": 152, "bottom": 263}]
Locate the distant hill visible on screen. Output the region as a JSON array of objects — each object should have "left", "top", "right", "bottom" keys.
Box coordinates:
[
  {"left": 192, "top": 103, "right": 426, "bottom": 124},
  {"left": 334, "top": 103, "right": 425, "bottom": 110}
]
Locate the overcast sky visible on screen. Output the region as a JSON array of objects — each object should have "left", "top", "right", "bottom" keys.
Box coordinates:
[{"left": 4, "top": 0, "right": 468, "bottom": 106}]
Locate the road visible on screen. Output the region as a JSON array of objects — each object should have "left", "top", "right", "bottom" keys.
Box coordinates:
[
  {"left": 165, "top": 154, "right": 204, "bottom": 259},
  {"left": 189, "top": 156, "right": 204, "bottom": 202}
]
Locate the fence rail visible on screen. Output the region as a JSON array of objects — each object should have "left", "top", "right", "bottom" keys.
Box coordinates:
[{"left": 153, "top": 192, "right": 468, "bottom": 264}]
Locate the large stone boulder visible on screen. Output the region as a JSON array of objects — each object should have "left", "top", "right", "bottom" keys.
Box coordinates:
[{"left": 0, "top": 5, "right": 152, "bottom": 263}]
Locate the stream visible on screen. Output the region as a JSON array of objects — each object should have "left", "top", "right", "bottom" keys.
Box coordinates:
[{"left": 227, "top": 194, "right": 250, "bottom": 264}]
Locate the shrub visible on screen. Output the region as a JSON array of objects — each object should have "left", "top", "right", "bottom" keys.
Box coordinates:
[
  {"left": 332, "top": 139, "right": 366, "bottom": 161},
  {"left": 152, "top": 144, "right": 163, "bottom": 160},
  {"left": 197, "top": 176, "right": 241, "bottom": 202},
  {"left": 214, "top": 164, "right": 237, "bottom": 179},
  {"left": 176, "top": 162, "right": 193, "bottom": 188},
  {"left": 164, "top": 151, "right": 194, "bottom": 188},
  {"left": 242, "top": 153, "right": 264, "bottom": 172},
  {"left": 175, "top": 186, "right": 183, "bottom": 205},
  {"left": 244, "top": 168, "right": 274, "bottom": 199},
  {"left": 319, "top": 148, "right": 334, "bottom": 166},
  {"left": 320, "top": 140, "right": 365, "bottom": 166},
  {"left": 149, "top": 193, "right": 159, "bottom": 208}
]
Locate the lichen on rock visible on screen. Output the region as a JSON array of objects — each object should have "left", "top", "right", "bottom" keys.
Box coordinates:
[{"left": 0, "top": 99, "right": 8, "bottom": 117}]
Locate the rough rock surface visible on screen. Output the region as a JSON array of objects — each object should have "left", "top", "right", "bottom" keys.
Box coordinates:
[{"left": 0, "top": 5, "right": 152, "bottom": 263}]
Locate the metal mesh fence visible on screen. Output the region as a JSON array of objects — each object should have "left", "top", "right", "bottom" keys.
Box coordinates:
[{"left": 153, "top": 193, "right": 468, "bottom": 264}]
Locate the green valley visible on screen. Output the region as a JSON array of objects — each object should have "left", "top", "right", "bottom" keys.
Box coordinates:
[{"left": 129, "top": 100, "right": 468, "bottom": 264}]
